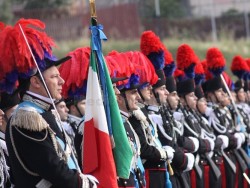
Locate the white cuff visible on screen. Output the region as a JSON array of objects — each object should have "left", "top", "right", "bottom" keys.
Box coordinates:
[
  {"left": 183, "top": 153, "right": 195, "bottom": 172},
  {"left": 218, "top": 135, "right": 229, "bottom": 149},
  {"left": 188, "top": 137, "right": 199, "bottom": 153}
]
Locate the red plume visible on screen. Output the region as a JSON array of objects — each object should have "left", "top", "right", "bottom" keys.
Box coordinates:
[
  {"left": 0, "top": 18, "right": 55, "bottom": 81},
  {"left": 59, "top": 47, "right": 90, "bottom": 98},
  {"left": 176, "top": 44, "right": 197, "bottom": 70},
  {"left": 164, "top": 46, "right": 174, "bottom": 65},
  {"left": 231, "top": 55, "right": 250, "bottom": 72},
  {"left": 195, "top": 62, "right": 205, "bottom": 75},
  {"left": 0, "top": 22, "right": 5, "bottom": 31},
  {"left": 206, "top": 47, "right": 225, "bottom": 75},
  {"left": 174, "top": 68, "right": 185, "bottom": 80},
  {"left": 129, "top": 51, "right": 158, "bottom": 85},
  {"left": 246, "top": 58, "right": 250, "bottom": 68},
  {"left": 140, "top": 30, "right": 164, "bottom": 55}
]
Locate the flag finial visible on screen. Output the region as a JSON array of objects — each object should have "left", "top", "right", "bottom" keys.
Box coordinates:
[{"left": 90, "top": 0, "right": 97, "bottom": 18}]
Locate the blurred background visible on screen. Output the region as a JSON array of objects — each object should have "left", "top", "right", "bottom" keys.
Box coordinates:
[{"left": 1, "top": 0, "right": 250, "bottom": 77}]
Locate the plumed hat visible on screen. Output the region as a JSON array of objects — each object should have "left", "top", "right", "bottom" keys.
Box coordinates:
[
  {"left": 106, "top": 51, "right": 140, "bottom": 92},
  {"left": 59, "top": 47, "right": 90, "bottom": 105},
  {"left": 0, "top": 19, "right": 70, "bottom": 94},
  {"left": 230, "top": 55, "right": 249, "bottom": 80},
  {"left": 206, "top": 47, "right": 225, "bottom": 77},
  {"left": 140, "top": 30, "right": 166, "bottom": 88},
  {"left": 176, "top": 44, "right": 198, "bottom": 96}
]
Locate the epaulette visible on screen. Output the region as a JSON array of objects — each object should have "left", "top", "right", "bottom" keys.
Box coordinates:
[{"left": 10, "top": 106, "right": 49, "bottom": 132}]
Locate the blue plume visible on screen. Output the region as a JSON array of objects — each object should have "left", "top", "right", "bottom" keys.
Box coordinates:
[
  {"left": 163, "top": 61, "right": 176, "bottom": 77},
  {"left": 195, "top": 74, "right": 205, "bottom": 85},
  {"left": 147, "top": 51, "right": 165, "bottom": 70},
  {"left": 184, "top": 63, "right": 196, "bottom": 79},
  {"left": 209, "top": 67, "right": 225, "bottom": 77}
]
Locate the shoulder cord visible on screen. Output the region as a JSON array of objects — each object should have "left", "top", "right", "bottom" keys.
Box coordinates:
[
  {"left": 9, "top": 124, "right": 40, "bottom": 176},
  {"left": 10, "top": 123, "right": 69, "bottom": 177}
]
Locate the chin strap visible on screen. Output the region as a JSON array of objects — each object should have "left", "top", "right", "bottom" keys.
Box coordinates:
[{"left": 121, "top": 92, "right": 130, "bottom": 112}]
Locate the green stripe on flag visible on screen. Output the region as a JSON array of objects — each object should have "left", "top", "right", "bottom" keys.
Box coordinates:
[{"left": 103, "top": 55, "right": 133, "bottom": 178}]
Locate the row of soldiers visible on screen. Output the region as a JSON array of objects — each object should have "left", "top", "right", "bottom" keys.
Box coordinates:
[{"left": 1, "top": 18, "right": 250, "bottom": 188}]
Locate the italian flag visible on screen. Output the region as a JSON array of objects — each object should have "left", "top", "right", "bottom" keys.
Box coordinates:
[{"left": 83, "top": 50, "right": 118, "bottom": 187}]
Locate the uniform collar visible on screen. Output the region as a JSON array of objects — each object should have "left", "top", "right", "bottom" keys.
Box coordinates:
[
  {"left": 22, "top": 91, "right": 55, "bottom": 111},
  {"left": 146, "top": 105, "right": 160, "bottom": 112}
]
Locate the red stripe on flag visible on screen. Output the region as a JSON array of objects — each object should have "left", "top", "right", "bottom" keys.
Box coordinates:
[
  {"left": 83, "top": 118, "right": 98, "bottom": 172},
  {"left": 83, "top": 118, "right": 118, "bottom": 188}
]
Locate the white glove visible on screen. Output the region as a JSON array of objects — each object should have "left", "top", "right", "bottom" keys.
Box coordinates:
[
  {"left": 188, "top": 137, "right": 199, "bottom": 153},
  {"left": 239, "top": 132, "right": 246, "bottom": 144},
  {"left": 183, "top": 153, "right": 195, "bottom": 172},
  {"left": 205, "top": 138, "right": 215, "bottom": 151},
  {"left": 234, "top": 132, "right": 243, "bottom": 149},
  {"left": 205, "top": 107, "right": 213, "bottom": 117},
  {"left": 217, "top": 135, "right": 229, "bottom": 149},
  {"left": 86, "top": 174, "right": 99, "bottom": 188},
  {"left": 158, "top": 148, "right": 167, "bottom": 160},
  {"left": 162, "top": 145, "right": 175, "bottom": 161}
]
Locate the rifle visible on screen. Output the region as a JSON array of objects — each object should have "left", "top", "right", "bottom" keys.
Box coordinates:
[
  {"left": 178, "top": 103, "right": 203, "bottom": 179},
  {"left": 193, "top": 112, "right": 221, "bottom": 180}
]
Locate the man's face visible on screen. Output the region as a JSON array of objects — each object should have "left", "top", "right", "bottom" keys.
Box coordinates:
[
  {"left": 237, "top": 88, "right": 246, "bottom": 102},
  {"left": 197, "top": 97, "right": 207, "bottom": 114},
  {"left": 113, "top": 83, "right": 120, "bottom": 99},
  {"left": 76, "top": 99, "right": 86, "bottom": 116},
  {"left": 167, "top": 91, "right": 179, "bottom": 110},
  {"left": 125, "top": 89, "right": 140, "bottom": 111},
  {"left": 56, "top": 101, "right": 69, "bottom": 121},
  {"left": 214, "top": 88, "right": 224, "bottom": 103},
  {"left": 185, "top": 92, "right": 197, "bottom": 110},
  {"left": 139, "top": 84, "right": 152, "bottom": 102},
  {"left": 154, "top": 85, "right": 169, "bottom": 104},
  {"left": 41, "top": 66, "right": 65, "bottom": 100}
]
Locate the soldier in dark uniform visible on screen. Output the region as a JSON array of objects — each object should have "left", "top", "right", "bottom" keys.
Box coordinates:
[
  {"left": 202, "top": 75, "right": 242, "bottom": 188},
  {"left": 136, "top": 31, "right": 176, "bottom": 188},
  {"left": 139, "top": 45, "right": 195, "bottom": 188},
  {"left": 114, "top": 75, "right": 146, "bottom": 188},
  {"left": 0, "top": 92, "right": 20, "bottom": 188},
  {"left": 0, "top": 19, "right": 97, "bottom": 188}
]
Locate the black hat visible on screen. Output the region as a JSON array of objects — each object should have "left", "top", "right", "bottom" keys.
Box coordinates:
[
  {"left": 202, "top": 76, "right": 223, "bottom": 93},
  {"left": 153, "top": 70, "right": 166, "bottom": 89},
  {"left": 0, "top": 92, "right": 20, "bottom": 111},
  {"left": 165, "top": 76, "right": 176, "bottom": 93},
  {"left": 195, "top": 85, "right": 205, "bottom": 100},
  {"left": 177, "top": 78, "right": 195, "bottom": 96},
  {"left": 234, "top": 80, "right": 244, "bottom": 93}
]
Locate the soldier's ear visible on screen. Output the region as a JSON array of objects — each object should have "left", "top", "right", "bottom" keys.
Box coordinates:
[{"left": 30, "top": 76, "right": 42, "bottom": 89}]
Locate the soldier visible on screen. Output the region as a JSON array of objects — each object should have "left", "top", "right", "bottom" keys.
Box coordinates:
[
  {"left": 0, "top": 92, "right": 20, "bottom": 187},
  {"left": 0, "top": 19, "right": 97, "bottom": 187},
  {"left": 59, "top": 47, "right": 91, "bottom": 169},
  {"left": 106, "top": 51, "right": 147, "bottom": 188}
]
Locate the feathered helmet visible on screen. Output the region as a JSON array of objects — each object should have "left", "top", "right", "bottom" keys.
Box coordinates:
[
  {"left": 126, "top": 51, "right": 158, "bottom": 89},
  {"left": 176, "top": 44, "right": 198, "bottom": 96},
  {"left": 59, "top": 47, "right": 90, "bottom": 105},
  {"left": 194, "top": 61, "right": 206, "bottom": 100},
  {"left": 0, "top": 19, "right": 70, "bottom": 94},
  {"left": 140, "top": 30, "right": 166, "bottom": 89},
  {"left": 230, "top": 55, "right": 250, "bottom": 92},
  {"left": 206, "top": 47, "right": 225, "bottom": 77},
  {"left": 202, "top": 48, "right": 226, "bottom": 94},
  {"left": 231, "top": 55, "right": 249, "bottom": 80},
  {"left": 105, "top": 51, "right": 140, "bottom": 92}
]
